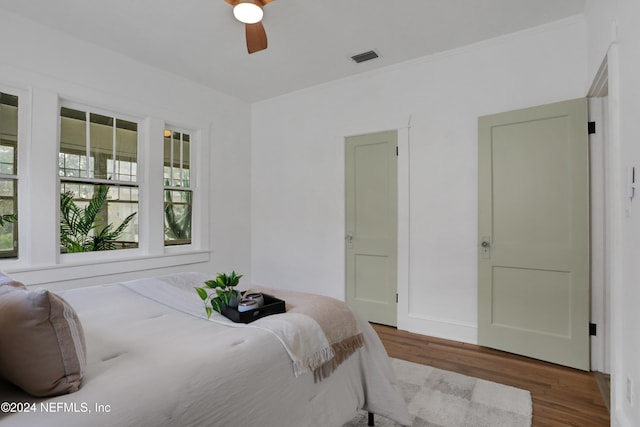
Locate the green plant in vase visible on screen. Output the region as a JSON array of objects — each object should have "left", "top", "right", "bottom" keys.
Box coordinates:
[{"left": 195, "top": 271, "right": 243, "bottom": 318}]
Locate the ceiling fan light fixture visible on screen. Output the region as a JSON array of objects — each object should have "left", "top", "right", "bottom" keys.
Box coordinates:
[{"left": 233, "top": 1, "right": 263, "bottom": 24}]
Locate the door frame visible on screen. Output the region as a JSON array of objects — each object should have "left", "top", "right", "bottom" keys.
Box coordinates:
[
  {"left": 342, "top": 123, "right": 477, "bottom": 341},
  {"left": 588, "top": 95, "right": 608, "bottom": 374},
  {"left": 341, "top": 126, "right": 410, "bottom": 329},
  {"left": 587, "top": 45, "right": 621, "bottom": 377}
]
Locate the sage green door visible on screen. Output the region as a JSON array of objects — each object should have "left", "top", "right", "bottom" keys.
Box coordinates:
[
  {"left": 478, "top": 98, "right": 590, "bottom": 370},
  {"left": 345, "top": 131, "right": 397, "bottom": 326}
]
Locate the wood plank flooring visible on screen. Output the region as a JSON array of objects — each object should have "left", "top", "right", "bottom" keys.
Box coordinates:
[{"left": 372, "top": 323, "right": 610, "bottom": 427}]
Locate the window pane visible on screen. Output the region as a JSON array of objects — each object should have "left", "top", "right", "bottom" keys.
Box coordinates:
[
  {"left": 164, "top": 130, "right": 191, "bottom": 188},
  {"left": 115, "top": 119, "right": 137, "bottom": 182},
  {"left": 164, "top": 190, "right": 191, "bottom": 245},
  {"left": 90, "top": 113, "right": 113, "bottom": 180},
  {"left": 172, "top": 169, "right": 181, "bottom": 185},
  {"left": 108, "top": 200, "right": 138, "bottom": 246},
  {"left": 182, "top": 137, "right": 190, "bottom": 187},
  {"left": 0, "top": 179, "right": 17, "bottom": 255},
  {"left": 60, "top": 182, "right": 138, "bottom": 253},
  {"left": 0, "top": 94, "right": 18, "bottom": 169},
  {"left": 0, "top": 93, "right": 18, "bottom": 258},
  {"left": 163, "top": 131, "right": 172, "bottom": 184},
  {"left": 0, "top": 178, "right": 14, "bottom": 197},
  {"left": 0, "top": 144, "right": 15, "bottom": 175},
  {"left": 60, "top": 108, "right": 87, "bottom": 178}
]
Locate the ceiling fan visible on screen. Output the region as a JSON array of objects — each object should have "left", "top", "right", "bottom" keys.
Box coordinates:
[{"left": 224, "top": 0, "right": 274, "bottom": 54}]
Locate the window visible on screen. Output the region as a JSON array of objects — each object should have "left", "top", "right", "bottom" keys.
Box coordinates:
[
  {"left": 0, "top": 92, "right": 18, "bottom": 258},
  {"left": 59, "top": 107, "right": 139, "bottom": 253},
  {"left": 163, "top": 129, "right": 192, "bottom": 246}
]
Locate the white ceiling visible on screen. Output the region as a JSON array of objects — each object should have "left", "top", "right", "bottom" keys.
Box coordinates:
[{"left": 0, "top": 0, "right": 585, "bottom": 103}]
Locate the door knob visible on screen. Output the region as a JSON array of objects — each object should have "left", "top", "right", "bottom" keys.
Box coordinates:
[
  {"left": 480, "top": 239, "right": 491, "bottom": 259},
  {"left": 345, "top": 234, "right": 354, "bottom": 248}
]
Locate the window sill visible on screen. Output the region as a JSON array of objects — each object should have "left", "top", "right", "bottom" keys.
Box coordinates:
[{"left": 3, "top": 250, "right": 210, "bottom": 287}]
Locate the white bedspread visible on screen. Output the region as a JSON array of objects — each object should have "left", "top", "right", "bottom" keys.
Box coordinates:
[
  {"left": 0, "top": 273, "right": 411, "bottom": 427},
  {"left": 121, "top": 273, "right": 363, "bottom": 379}
]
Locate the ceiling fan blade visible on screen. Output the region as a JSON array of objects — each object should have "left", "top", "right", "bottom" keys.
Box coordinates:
[{"left": 245, "top": 21, "right": 268, "bottom": 54}]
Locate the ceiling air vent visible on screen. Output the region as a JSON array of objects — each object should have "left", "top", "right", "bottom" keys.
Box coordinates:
[{"left": 351, "top": 50, "right": 379, "bottom": 64}]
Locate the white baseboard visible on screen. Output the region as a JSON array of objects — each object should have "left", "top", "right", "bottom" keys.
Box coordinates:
[
  {"left": 612, "top": 409, "right": 634, "bottom": 427},
  {"left": 398, "top": 313, "right": 477, "bottom": 344}
]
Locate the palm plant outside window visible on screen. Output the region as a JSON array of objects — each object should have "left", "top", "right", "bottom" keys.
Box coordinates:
[
  {"left": 0, "top": 92, "right": 18, "bottom": 258},
  {"left": 164, "top": 129, "right": 192, "bottom": 246},
  {"left": 59, "top": 107, "right": 139, "bottom": 252}
]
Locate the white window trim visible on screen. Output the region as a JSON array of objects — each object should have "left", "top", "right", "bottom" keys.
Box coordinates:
[
  {"left": 165, "top": 122, "right": 210, "bottom": 254},
  {"left": 163, "top": 124, "right": 196, "bottom": 248},
  {"left": 0, "top": 90, "right": 211, "bottom": 283},
  {"left": 58, "top": 100, "right": 143, "bottom": 258},
  {"left": 0, "top": 111, "right": 19, "bottom": 258},
  {"left": 0, "top": 84, "right": 31, "bottom": 267}
]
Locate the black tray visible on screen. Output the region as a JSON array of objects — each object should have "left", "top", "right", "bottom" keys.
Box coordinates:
[{"left": 221, "top": 293, "right": 286, "bottom": 323}]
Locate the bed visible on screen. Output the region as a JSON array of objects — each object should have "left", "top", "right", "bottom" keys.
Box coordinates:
[{"left": 0, "top": 272, "right": 411, "bottom": 427}]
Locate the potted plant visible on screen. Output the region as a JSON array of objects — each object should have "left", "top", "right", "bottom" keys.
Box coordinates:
[{"left": 195, "top": 271, "right": 243, "bottom": 318}]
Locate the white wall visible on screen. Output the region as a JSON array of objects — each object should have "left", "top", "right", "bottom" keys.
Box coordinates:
[
  {"left": 0, "top": 11, "right": 252, "bottom": 289},
  {"left": 585, "top": 2, "right": 640, "bottom": 426},
  {"left": 251, "top": 17, "right": 587, "bottom": 342}
]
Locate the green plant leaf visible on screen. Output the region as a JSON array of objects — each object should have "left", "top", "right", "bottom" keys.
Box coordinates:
[
  {"left": 216, "top": 275, "right": 227, "bottom": 288},
  {"left": 164, "top": 190, "right": 192, "bottom": 240},
  {"left": 205, "top": 306, "right": 213, "bottom": 319},
  {"left": 0, "top": 214, "right": 17, "bottom": 227},
  {"left": 111, "top": 211, "right": 137, "bottom": 236},
  {"left": 195, "top": 287, "right": 208, "bottom": 301},
  {"left": 204, "top": 280, "right": 217, "bottom": 288},
  {"left": 227, "top": 271, "right": 242, "bottom": 286},
  {"left": 210, "top": 297, "right": 223, "bottom": 313}
]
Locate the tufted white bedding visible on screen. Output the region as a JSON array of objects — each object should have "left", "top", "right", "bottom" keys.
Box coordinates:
[{"left": 0, "top": 274, "right": 411, "bottom": 427}]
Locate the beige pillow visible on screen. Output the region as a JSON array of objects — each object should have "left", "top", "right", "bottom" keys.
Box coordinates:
[
  {"left": 0, "top": 281, "right": 86, "bottom": 397},
  {"left": 0, "top": 271, "right": 25, "bottom": 288}
]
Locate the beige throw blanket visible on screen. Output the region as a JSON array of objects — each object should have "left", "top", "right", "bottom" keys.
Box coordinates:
[
  {"left": 248, "top": 286, "right": 365, "bottom": 381},
  {"left": 121, "top": 274, "right": 364, "bottom": 381}
]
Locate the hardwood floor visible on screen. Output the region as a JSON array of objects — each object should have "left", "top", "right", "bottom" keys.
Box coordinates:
[{"left": 372, "top": 323, "right": 610, "bottom": 427}]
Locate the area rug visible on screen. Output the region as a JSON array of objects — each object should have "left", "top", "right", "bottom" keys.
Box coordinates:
[{"left": 344, "top": 358, "right": 532, "bottom": 427}]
